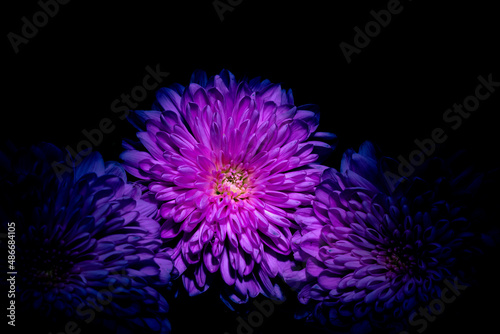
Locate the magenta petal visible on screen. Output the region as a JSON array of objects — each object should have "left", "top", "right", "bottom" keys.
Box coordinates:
[
  {"left": 306, "top": 257, "right": 324, "bottom": 277},
  {"left": 261, "top": 251, "right": 279, "bottom": 277},
  {"left": 203, "top": 246, "right": 220, "bottom": 273},
  {"left": 295, "top": 230, "right": 321, "bottom": 257},
  {"left": 317, "top": 271, "right": 341, "bottom": 290},
  {"left": 220, "top": 248, "right": 236, "bottom": 286},
  {"left": 160, "top": 219, "right": 182, "bottom": 239},
  {"left": 156, "top": 87, "right": 182, "bottom": 112},
  {"left": 182, "top": 274, "right": 202, "bottom": 296}
]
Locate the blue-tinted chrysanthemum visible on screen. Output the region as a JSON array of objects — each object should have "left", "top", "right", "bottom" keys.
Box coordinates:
[
  {"left": 120, "top": 70, "right": 335, "bottom": 303},
  {"left": 0, "top": 143, "right": 173, "bottom": 333},
  {"left": 288, "top": 142, "right": 484, "bottom": 333}
]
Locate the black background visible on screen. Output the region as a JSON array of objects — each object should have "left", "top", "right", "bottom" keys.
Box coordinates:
[{"left": 3, "top": 0, "right": 500, "bottom": 333}]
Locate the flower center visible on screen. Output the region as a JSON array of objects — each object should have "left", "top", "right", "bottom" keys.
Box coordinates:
[
  {"left": 385, "top": 243, "right": 418, "bottom": 275},
  {"left": 213, "top": 166, "right": 250, "bottom": 200},
  {"left": 21, "top": 246, "right": 73, "bottom": 288}
]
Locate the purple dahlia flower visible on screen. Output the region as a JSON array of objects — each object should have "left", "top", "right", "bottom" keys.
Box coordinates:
[
  {"left": 0, "top": 143, "right": 173, "bottom": 333},
  {"left": 120, "top": 70, "right": 335, "bottom": 302},
  {"left": 288, "top": 142, "right": 484, "bottom": 333}
]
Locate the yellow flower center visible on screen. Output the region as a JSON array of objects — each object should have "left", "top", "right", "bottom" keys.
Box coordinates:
[{"left": 213, "top": 166, "right": 250, "bottom": 201}]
